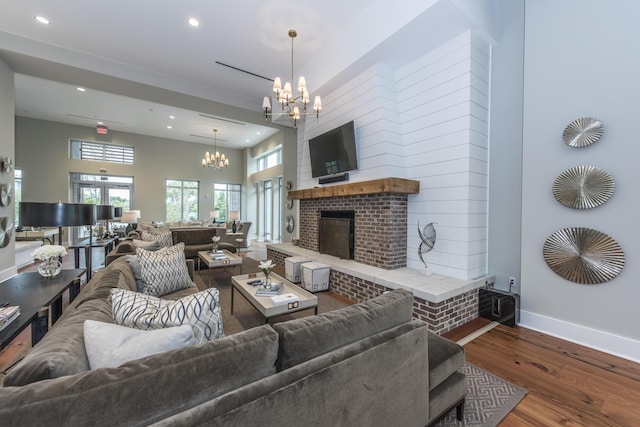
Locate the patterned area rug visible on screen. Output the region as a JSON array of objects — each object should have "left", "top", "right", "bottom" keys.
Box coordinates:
[{"left": 434, "top": 363, "right": 527, "bottom": 427}]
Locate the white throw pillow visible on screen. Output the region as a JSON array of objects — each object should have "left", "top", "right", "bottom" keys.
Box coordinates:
[
  {"left": 136, "top": 242, "right": 194, "bottom": 297},
  {"left": 83, "top": 320, "right": 197, "bottom": 370},
  {"left": 110, "top": 288, "right": 224, "bottom": 343}
]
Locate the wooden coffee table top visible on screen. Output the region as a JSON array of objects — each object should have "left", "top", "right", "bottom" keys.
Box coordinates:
[
  {"left": 231, "top": 272, "right": 318, "bottom": 320},
  {"left": 198, "top": 250, "right": 242, "bottom": 268}
]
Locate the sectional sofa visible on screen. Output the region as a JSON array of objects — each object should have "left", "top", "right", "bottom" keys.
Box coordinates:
[{"left": 0, "top": 254, "right": 466, "bottom": 426}]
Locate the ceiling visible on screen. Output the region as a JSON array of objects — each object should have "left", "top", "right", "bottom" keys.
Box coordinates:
[
  {"left": 0, "top": 0, "right": 378, "bottom": 149},
  {"left": 0, "top": 2, "right": 488, "bottom": 150}
]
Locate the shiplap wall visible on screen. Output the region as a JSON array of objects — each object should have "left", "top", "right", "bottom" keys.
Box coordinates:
[{"left": 298, "top": 30, "right": 491, "bottom": 280}]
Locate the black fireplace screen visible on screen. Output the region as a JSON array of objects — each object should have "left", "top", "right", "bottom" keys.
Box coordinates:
[{"left": 318, "top": 211, "right": 354, "bottom": 259}]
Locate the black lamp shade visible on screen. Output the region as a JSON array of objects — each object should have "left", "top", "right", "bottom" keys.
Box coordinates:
[
  {"left": 114, "top": 207, "right": 123, "bottom": 218},
  {"left": 19, "top": 202, "right": 96, "bottom": 227},
  {"left": 96, "top": 205, "right": 115, "bottom": 220}
]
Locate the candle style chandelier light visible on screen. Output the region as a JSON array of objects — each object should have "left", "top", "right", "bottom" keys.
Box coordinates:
[
  {"left": 262, "top": 29, "right": 322, "bottom": 127},
  {"left": 201, "top": 129, "right": 229, "bottom": 169}
]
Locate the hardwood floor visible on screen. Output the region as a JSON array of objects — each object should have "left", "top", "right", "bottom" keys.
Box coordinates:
[
  {"left": 3, "top": 251, "right": 639, "bottom": 426},
  {"left": 445, "top": 318, "right": 640, "bottom": 426}
]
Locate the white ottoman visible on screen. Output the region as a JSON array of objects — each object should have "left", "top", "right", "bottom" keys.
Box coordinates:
[
  {"left": 301, "top": 262, "right": 330, "bottom": 293},
  {"left": 285, "top": 256, "right": 311, "bottom": 284}
]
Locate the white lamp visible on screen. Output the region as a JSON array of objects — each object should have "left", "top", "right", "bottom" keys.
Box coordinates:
[
  {"left": 121, "top": 210, "right": 141, "bottom": 234},
  {"left": 210, "top": 210, "right": 219, "bottom": 225}
]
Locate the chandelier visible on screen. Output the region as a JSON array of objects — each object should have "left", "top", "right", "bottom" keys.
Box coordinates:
[
  {"left": 262, "top": 29, "right": 322, "bottom": 127},
  {"left": 201, "top": 129, "right": 229, "bottom": 169}
]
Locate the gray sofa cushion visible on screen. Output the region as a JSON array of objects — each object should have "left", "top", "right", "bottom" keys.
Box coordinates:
[
  {"left": 3, "top": 298, "right": 114, "bottom": 386},
  {"left": 0, "top": 325, "right": 279, "bottom": 427},
  {"left": 427, "top": 331, "right": 465, "bottom": 391},
  {"left": 272, "top": 288, "right": 414, "bottom": 371}
]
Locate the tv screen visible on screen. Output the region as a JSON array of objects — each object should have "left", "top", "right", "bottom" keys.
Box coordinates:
[{"left": 308, "top": 121, "right": 358, "bottom": 178}]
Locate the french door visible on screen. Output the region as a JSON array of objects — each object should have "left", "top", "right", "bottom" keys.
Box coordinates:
[{"left": 71, "top": 173, "right": 133, "bottom": 240}]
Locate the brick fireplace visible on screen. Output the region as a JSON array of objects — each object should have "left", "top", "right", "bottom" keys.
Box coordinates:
[{"left": 289, "top": 178, "right": 420, "bottom": 270}]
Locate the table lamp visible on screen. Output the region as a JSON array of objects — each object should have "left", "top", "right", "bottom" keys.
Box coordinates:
[
  {"left": 228, "top": 210, "right": 239, "bottom": 233},
  {"left": 210, "top": 210, "right": 219, "bottom": 225},
  {"left": 19, "top": 202, "right": 96, "bottom": 246},
  {"left": 121, "top": 210, "right": 141, "bottom": 235}
]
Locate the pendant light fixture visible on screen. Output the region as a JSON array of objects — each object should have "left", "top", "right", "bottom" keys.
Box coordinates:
[{"left": 202, "top": 129, "right": 229, "bottom": 169}]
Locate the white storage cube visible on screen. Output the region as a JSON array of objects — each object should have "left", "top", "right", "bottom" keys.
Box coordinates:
[
  {"left": 301, "top": 262, "right": 331, "bottom": 293},
  {"left": 285, "top": 256, "right": 311, "bottom": 283}
]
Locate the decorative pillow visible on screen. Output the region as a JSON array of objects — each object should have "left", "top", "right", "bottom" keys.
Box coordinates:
[
  {"left": 141, "top": 229, "right": 172, "bottom": 248},
  {"left": 83, "top": 320, "right": 197, "bottom": 370},
  {"left": 131, "top": 239, "right": 161, "bottom": 251},
  {"left": 136, "top": 243, "right": 194, "bottom": 296},
  {"left": 110, "top": 288, "right": 224, "bottom": 343},
  {"left": 123, "top": 255, "right": 145, "bottom": 292}
]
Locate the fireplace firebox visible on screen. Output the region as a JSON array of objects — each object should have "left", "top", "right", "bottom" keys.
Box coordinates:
[{"left": 318, "top": 211, "right": 355, "bottom": 259}]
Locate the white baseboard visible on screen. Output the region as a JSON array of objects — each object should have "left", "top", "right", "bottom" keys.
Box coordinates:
[
  {"left": 0, "top": 265, "right": 18, "bottom": 283},
  {"left": 520, "top": 310, "right": 640, "bottom": 364}
]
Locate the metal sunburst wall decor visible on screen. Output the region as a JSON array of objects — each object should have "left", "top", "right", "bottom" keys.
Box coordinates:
[
  {"left": 543, "top": 227, "right": 625, "bottom": 284},
  {"left": 562, "top": 117, "right": 604, "bottom": 148},
  {"left": 0, "top": 216, "right": 13, "bottom": 248},
  {"left": 418, "top": 222, "right": 436, "bottom": 268},
  {"left": 552, "top": 165, "right": 615, "bottom": 209}
]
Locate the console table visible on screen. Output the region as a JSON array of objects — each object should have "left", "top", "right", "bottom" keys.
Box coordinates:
[
  {"left": 0, "top": 269, "right": 85, "bottom": 350},
  {"left": 69, "top": 237, "right": 118, "bottom": 281}
]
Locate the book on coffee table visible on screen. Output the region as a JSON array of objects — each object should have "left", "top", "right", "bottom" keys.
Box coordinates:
[
  {"left": 270, "top": 293, "right": 300, "bottom": 306},
  {"left": 255, "top": 283, "right": 284, "bottom": 297},
  {"left": 0, "top": 305, "right": 20, "bottom": 332}
]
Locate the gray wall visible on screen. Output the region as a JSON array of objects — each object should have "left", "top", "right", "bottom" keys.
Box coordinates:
[
  {"left": 0, "top": 59, "right": 15, "bottom": 280},
  {"left": 521, "top": 0, "right": 640, "bottom": 358},
  {"left": 487, "top": 0, "right": 524, "bottom": 292},
  {"left": 16, "top": 117, "right": 246, "bottom": 223}
]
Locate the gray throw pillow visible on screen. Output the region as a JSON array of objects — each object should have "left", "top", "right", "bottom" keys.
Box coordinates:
[
  {"left": 83, "top": 320, "right": 197, "bottom": 369},
  {"left": 124, "top": 254, "right": 145, "bottom": 292},
  {"left": 136, "top": 242, "right": 194, "bottom": 296}
]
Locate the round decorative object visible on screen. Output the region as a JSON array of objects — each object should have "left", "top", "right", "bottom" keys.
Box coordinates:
[
  {"left": 285, "top": 181, "right": 292, "bottom": 191},
  {"left": 418, "top": 222, "right": 436, "bottom": 269},
  {"left": 552, "top": 166, "right": 615, "bottom": 209},
  {"left": 0, "top": 183, "right": 11, "bottom": 206},
  {"left": 38, "top": 259, "right": 63, "bottom": 278},
  {"left": 0, "top": 216, "right": 13, "bottom": 248},
  {"left": 285, "top": 215, "right": 295, "bottom": 233},
  {"left": 543, "top": 227, "right": 625, "bottom": 284},
  {"left": 562, "top": 117, "right": 603, "bottom": 147},
  {"left": 1, "top": 157, "right": 13, "bottom": 173},
  {"left": 286, "top": 198, "right": 293, "bottom": 210}
]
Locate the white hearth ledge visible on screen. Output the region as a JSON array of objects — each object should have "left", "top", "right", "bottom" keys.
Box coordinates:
[{"left": 267, "top": 243, "right": 493, "bottom": 303}]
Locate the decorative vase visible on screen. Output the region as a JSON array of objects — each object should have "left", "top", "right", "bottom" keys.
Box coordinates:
[
  {"left": 232, "top": 221, "right": 237, "bottom": 233},
  {"left": 38, "top": 259, "right": 63, "bottom": 278},
  {"left": 263, "top": 271, "right": 272, "bottom": 289}
]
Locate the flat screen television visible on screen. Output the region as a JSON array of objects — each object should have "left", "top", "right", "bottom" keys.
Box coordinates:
[{"left": 308, "top": 121, "right": 358, "bottom": 178}]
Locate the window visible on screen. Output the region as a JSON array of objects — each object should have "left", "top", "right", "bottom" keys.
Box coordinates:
[
  {"left": 70, "top": 139, "right": 134, "bottom": 165},
  {"left": 256, "top": 148, "right": 281, "bottom": 172},
  {"left": 213, "top": 183, "right": 241, "bottom": 221},
  {"left": 14, "top": 169, "right": 21, "bottom": 228},
  {"left": 166, "top": 179, "right": 199, "bottom": 222}
]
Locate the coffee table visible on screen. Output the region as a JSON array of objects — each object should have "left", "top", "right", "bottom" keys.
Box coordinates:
[
  {"left": 231, "top": 272, "right": 318, "bottom": 322},
  {"left": 0, "top": 269, "right": 86, "bottom": 351},
  {"left": 198, "top": 250, "right": 243, "bottom": 287}
]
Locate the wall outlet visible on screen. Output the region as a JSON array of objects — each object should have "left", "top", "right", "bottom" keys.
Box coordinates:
[{"left": 508, "top": 276, "right": 517, "bottom": 292}]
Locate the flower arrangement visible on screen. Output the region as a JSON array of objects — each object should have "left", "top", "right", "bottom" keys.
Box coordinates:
[
  {"left": 31, "top": 245, "right": 67, "bottom": 278},
  {"left": 259, "top": 259, "right": 275, "bottom": 287},
  {"left": 31, "top": 245, "right": 67, "bottom": 261},
  {"left": 211, "top": 235, "right": 220, "bottom": 252}
]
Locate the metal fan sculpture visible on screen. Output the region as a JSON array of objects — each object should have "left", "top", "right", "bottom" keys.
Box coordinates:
[{"left": 418, "top": 222, "right": 436, "bottom": 268}]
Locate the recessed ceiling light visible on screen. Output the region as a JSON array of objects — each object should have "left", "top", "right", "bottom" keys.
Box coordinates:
[
  {"left": 77, "top": 87, "right": 86, "bottom": 92},
  {"left": 167, "top": 125, "right": 173, "bottom": 129},
  {"left": 35, "top": 16, "right": 50, "bottom": 25},
  {"left": 188, "top": 18, "right": 200, "bottom": 27},
  {"left": 256, "top": 132, "right": 261, "bottom": 135},
  {"left": 245, "top": 139, "right": 250, "bottom": 143},
  {"left": 169, "top": 115, "right": 175, "bottom": 119}
]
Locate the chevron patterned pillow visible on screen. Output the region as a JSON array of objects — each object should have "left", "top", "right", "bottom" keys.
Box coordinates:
[
  {"left": 110, "top": 288, "right": 224, "bottom": 343},
  {"left": 136, "top": 243, "right": 195, "bottom": 297}
]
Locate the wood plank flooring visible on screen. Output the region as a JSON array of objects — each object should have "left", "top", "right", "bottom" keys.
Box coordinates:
[{"left": 445, "top": 319, "right": 640, "bottom": 426}]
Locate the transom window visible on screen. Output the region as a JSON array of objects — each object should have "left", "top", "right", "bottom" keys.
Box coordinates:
[
  {"left": 256, "top": 148, "right": 281, "bottom": 172},
  {"left": 70, "top": 139, "right": 134, "bottom": 165}
]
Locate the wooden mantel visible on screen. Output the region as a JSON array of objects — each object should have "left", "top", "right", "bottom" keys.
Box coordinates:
[{"left": 288, "top": 177, "right": 419, "bottom": 200}]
